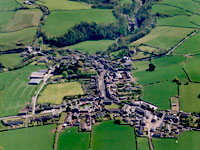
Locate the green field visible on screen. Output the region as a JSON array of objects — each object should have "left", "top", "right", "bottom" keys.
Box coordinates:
[
  {"left": 151, "top": 4, "right": 192, "bottom": 16},
  {"left": 137, "top": 137, "right": 149, "bottom": 150},
  {"left": 37, "top": 0, "right": 91, "bottom": 10},
  {"left": 91, "top": 121, "right": 136, "bottom": 150},
  {"left": 0, "top": 0, "right": 21, "bottom": 11},
  {"left": 66, "top": 40, "right": 115, "bottom": 53},
  {"left": 133, "top": 26, "right": 194, "bottom": 49},
  {"left": 153, "top": 131, "right": 200, "bottom": 150},
  {"left": 58, "top": 127, "right": 90, "bottom": 150},
  {"left": 0, "top": 53, "right": 22, "bottom": 68},
  {"left": 175, "top": 33, "right": 200, "bottom": 55},
  {"left": 157, "top": 15, "right": 199, "bottom": 28},
  {"left": 43, "top": 9, "right": 116, "bottom": 36},
  {"left": 120, "top": 0, "right": 133, "bottom": 4},
  {"left": 38, "top": 82, "right": 84, "bottom": 104},
  {"left": 0, "top": 11, "right": 15, "bottom": 32},
  {"left": 0, "top": 124, "right": 56, "bottom": 150},
  {"left": 190, "top": 15, "right": 200, "bottom": 26},
  {"left": 138, "top": 46, "right": 160, "bottom": 54},
  {"left": 142, "top": 81, "right": 178, "bottom": 109},
  {"left": 132, "top": 52, "right": 151, "bottom": 60},
  {"left": 132, "top": 61, "right": 150, "bottom": 73},
  {"left": 184, "top": 55, "right": 200, "bottom": 82},
  {"left": 180, "top": 83, "right": 200, "bottom": 112},
  {"left": 0, "top": 27, "right": 37, "bottom": 51},
  {"left": 0, "top": 65, "right": 46, "bottom": 117}
]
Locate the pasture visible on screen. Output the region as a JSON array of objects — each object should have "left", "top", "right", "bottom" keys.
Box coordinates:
[
  {"left": 137, "top": 137, "right": 149, "bottom": 150},
  {"left": 132, "top": 61, "right": 150, "bottom": 73},
  {"left": 0, "top": 0, "right": 21, "bottom": 11},
  {"left": 0, "top": 27, "right": 37, "bottom": 51},
  {"left": 66, "top": 40, "right": 115, "bottom": 53},
  {"left": 138, "top": 45, "right": 160, "bottom": 54},
  {"left": 153, "top": 131, "right": 200, "bottom": 150},
  {"left": 184, "top": 55, "right": 200, "bottom": 82},
  {"left": 142, "top": 81, "right": 178, "bottom": 109},
  {"left": 132, "top": 52, "right": 150, "bottom": 60},
  {"left": 0, "top": 124, "right": 56, "bottom": 150},
  {"left": 0, "top": 53, "right": 22, "bottom": 68},
  {"left": 190, "top": 15, "right": 200, "bottom": 26},
  {"left": 0, "top": 65, "right": 46, "bottom": 117},
  {"left": 58, "top": 127, "right": 90, "bottom": 150},
  {"left": 36, "top": 0, "right": 91, "bottom": 10},
  {"left": 0, "top": 11, "right": 15, "bottom": 32},
  {"left": 38, "top": 82, "right": 84, "bottom": 104},
  {"left": 179, "top": 83, "right": 200, "bottom": 112},
  {"left": 132, "top": 26, "right": 194, "bottom": 49},
  {"left": 174, "top": 33, "right": 200, "bottom": 55},
  {"left": 120, "top": 0, "right": 133, "bottom": 4},
  {"left": 91, "top": 120, "right": 136, "bottom": 150},
  {"left": 43, "top": 9, "right": 116, "bottom": 36}
]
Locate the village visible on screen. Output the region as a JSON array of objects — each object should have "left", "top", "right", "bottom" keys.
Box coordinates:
[{"left": 0, "top": 46, "right": 198, "bottom": 141}]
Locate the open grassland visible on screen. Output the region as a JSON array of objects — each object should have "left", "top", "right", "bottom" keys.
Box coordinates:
[
  {"left": 38, "top": 82, "right": 84, "bottom": 104},
  {"left": 151, "top": 4, "right": 192, "bottom": 16},
  {"left": 3, "top": 9, "right": 42, "bottom": 32},
  {"left": 142, "top": 81, "right": 178, "bottom": 109},
  {"left": 0, "top": 65, "right": 46, "bottom": 117},
  {"left": 190, "top": 15, "right": 200, "bottom": 26},
  {"left": 132, "top": 61, "right": 150, "bottom": 73},
  {"left": 157, "top": 15, "right": 199, "bottom": 28},
  {"left": 0, "top": 0, "right": 21, "bottom": 11},
  {"left": 43, "top": 9, "right": 116, "bottom": 36},
  {"left": 180, "top": 83, "right": 200, "bottom": 112},
  {"left": 137, "top": 137, "right": 149, "bottom": 150},
  {"left": 0, "top": 12, "right": 15, "bottom": 32},
  {"left": 138, "top": 45, "right": 160, "bottom": 54},
  {"left": 120, "top": 0, "right": 133, "bottom": 4},
  {"left": 0, "top": 124, "right": 56, "bottom": 150},
  {"left": 66, "top": 40, "right": 115, "bottom": 53},
  {"left": 0, "top": 27, "right": 37, "bottom": 51},
  {"left": 92, "top": 121, "right": 136, "bottom": 150},
  {"left": 37, "top": 0, "right": 91, "bottom": 10},
  {"left": 58, "top": 127, "right": 90, "bottom": 150},
  {"left": 160, "top": 0, "right": 200, "bottom": 14},
  {"left": 132, "top": 26, "right": 194, "bottom": 49},
  {"left": 132, "top": 52, "right": 150, "bottom": 60},
  {"left": 184, "top": 55, "right": 200, "bottom": 82},
  {"left": 0, "top": 53, "right": 22, "bottom": 68},
  {"left": 153, "top": 131, "right": 200, "bottom": 150},
  {"left": 175, "top": 33, "right": 200, "bottom": 55}
]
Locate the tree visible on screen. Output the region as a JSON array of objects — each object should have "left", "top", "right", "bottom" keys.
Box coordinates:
[
  {"left": 62, "top": 71, "right": 69, "bottom": 79},
  {"left": 146, "top": 63, "right": 155, "bottom": 71}
]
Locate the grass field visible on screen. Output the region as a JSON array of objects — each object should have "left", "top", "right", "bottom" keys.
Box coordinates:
[
  {"left": 58, "top": 127, "right": 90, "bottom": 150},
  {"left": 0, "top": 124, "right": 56, "bottom": 150},
  {"left": 132, "top": 26, "right": 194, "bottom": 49},
  {"left": 4, "top": 9, "right": 42, "bottom": 32},
  {"left": 37, "top": 0, "right": 91, "bottom": 10},
  {"left": 137, "top": 137, "right": 149, "bottom": 150},
  {"left": 157, "top": 15, "right": 199, "bottom": 28},
  {"left": 153, "top": 131, "right": 200, "bottom": 150},
  {"left": 142, "top": 81, "right": 178, "bottom": 109},
  {"left": 120, "top": 0, "right": 133, "bottom": 4},
  {"left": 38, "top": 82, "right": 84, "bottom": 104},
  {"left": 180, "top": 83, "right": 200, "bottom": 112},
  {"left": 184, "top": 55, "right": 200, "bottom": 82},
  {"left": 43, "top": 9, "right": 116, "bottom": 36},
  {"left": 190, "top": 15, "right": 200, "bottom": 26},
  {"left": 138, "top": 45, "right": 160, "bottom": 54},
  {"left": 175, "top": 33, "right": 200, "bottom": 55},
  {"left": 151, "top": 4, "right": 192, "bottom": 16},
  {"left": 0, "top": 65, "right": 46, "bottom": 117},
  {"left": 132, "top": 52, "right": 151, "bottom": 60},
  {"left": 91, "top": 120, "right": 136, "bottom": 150},
  {"left": 0, "top": 11, "right": 15, "bottom": 32},
  {"left": 0, "top": 27, "right": 37, "bottom": 51},
  {"left": 132, "top": 61, "right": 150, "bottom": 73},
  {"left": 66, "top": 40, "right": 115, "bottom": 53},
  {"left": 0, "top": 53, "right": 22, "bottom": 68},
  {"left": 0, "top": 0, "right": 21, "bottom": 11}
]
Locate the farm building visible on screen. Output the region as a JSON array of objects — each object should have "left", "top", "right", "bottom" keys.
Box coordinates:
[{"left": 29, "top": 79, "right": 42, "bottom": 85}]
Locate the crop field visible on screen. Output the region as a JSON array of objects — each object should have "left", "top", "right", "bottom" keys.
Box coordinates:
[
  {"left": 66, "top": 40, "right": 115, "bottom": 53},
  {"left": 3, "top": 9, "right": 42, "bottom": 32},
  {"left": 0, "top": 53, "right": 22, "bottom": 68},
  {"left": 0, "top": 124, "right": 56, "bottom": 150},
  {"left": 132, "top": 26, "right": 194, "bottom": 49},
  {"left": 58, "top": 127, "right": 90, "bottom": 150},
  {"left": 153, "top": 131, "right": 200, "bottom": 150},
  {"left": 37, "top": 0, "right": 91, "bottom": 10},
  {"left": 38, "top": 82, "right": 84, "bottom": 104},
  {"left": 184, "top": 55, "right": 200, "bottom": 82},
  {"left": 0, "top": 0, "right": 21, "bottom": 11},
  {"left": 142, "top": 81, "right": 178, "bottom": 109},
  {"left": 43, "top": 9, "right": 116, "bottom": 36},
  {"left": 0, "top": 27, "right": 37, "bottom": 51},
  {"left": 137, "top": 137, "right": 149, "bottom": 150},
  {"left": 157, "top": 15, "right": 199, "bottom": 28},
  {"left": 151, "top": 4, "right": 192, "bottom": 16},
  {"left": 91, "top": 121, "right": 136, "bottom": 150},
  {"left": 0, "top": 65, "right": 46, "bottom": 117},
  {"left": 174, "top": 33, "right": 200, "bottom": 55},
  {"left": 179, "top": 83, "right": 200, "bottom": 112}
]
